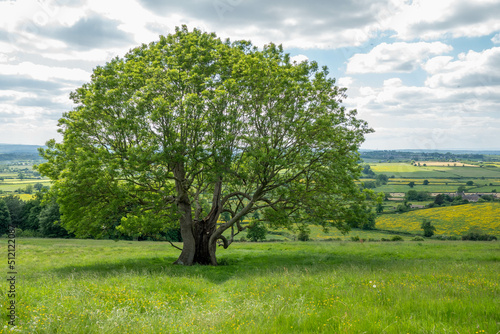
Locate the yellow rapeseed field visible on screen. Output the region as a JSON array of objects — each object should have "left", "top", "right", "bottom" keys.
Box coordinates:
[
  {"left": 376, "top": 202, "right": 500, "bottom": 236},
  {"left": 370, "top": 163, "right": 422, "bottom": 173}
]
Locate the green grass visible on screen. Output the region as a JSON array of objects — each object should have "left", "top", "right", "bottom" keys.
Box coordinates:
[{"left": 1, "top": 238, "right": 498, "bottom": 333}]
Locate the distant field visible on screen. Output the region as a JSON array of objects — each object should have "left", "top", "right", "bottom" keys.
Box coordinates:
[
  {"left": 0, "top": 180, "right": 50, "bottom": 193},
  {"left": 376, "top": 202, "right": 500, "bottom": 236},
  {"left": 432, "top": 166, "right": 500, "bottom": 178},
  {"left": 375, "top": 184, "right": 467, "bottom": 193},
  {"left": 370, "top": 163, "right": 500, "bottom": 179},
  {"left": 473, "top": 186, "right": 500, "bottom": 192},
  {"left": 414, "top": 161, "right": 477, "bottom": 167},
  {"left": 370, "top": 163, "right": 422, "bottom": 173}
]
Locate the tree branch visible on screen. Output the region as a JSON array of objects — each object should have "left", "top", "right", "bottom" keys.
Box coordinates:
[
  {"left": 217, "top": 235, "right": 229, "bottom": 249},
  {"left": 168, "top": 240, "right": 183, "bottom": 251}
]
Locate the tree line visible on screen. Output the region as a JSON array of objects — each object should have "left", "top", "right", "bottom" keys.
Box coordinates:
[{"left": 0, "top": 193, "right": 68, "bottom": 238}]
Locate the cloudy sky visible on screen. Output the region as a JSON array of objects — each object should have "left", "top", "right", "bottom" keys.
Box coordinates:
[{"left": 1, "top": 0, "right": 499, "bottom": 150}]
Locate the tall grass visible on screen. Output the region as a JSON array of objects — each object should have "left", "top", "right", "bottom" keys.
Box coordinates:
[{"left": 1, "top": 239, "right": 498, "bottom": 333}]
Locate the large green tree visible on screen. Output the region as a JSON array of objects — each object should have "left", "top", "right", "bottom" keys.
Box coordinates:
[{"left": 37, "top": 26, "right": 373, "bottom": 265}]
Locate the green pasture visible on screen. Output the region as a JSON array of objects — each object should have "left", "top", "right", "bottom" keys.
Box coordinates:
[
  {"left": 375, "top": 184, "right": 466, "bottom": 193},
  {"left": 472, "top": 186, "right": 499, "bottom": 192},
  {"left": 0, "top": 239, "right": 498, "bottom": 333},
  {"left": 370, "top": 163, "right": 500, "bottom": 179},
  {"left": 223, "top": 224, "right": 406, "bottom": 242},
  {"left": 0, "top": 179, "right": 50, "bottom": 194},
  {"left": 434, "top": 166, "right": 500, "bottom": 178}
]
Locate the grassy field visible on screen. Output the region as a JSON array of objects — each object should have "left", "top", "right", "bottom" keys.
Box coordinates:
[
  {"left": 370, "top": 163, "right": 500, "bottom": 179},
  {"left": 0, "top": 239, "right": 499, "bottom": 333},
  {"left": 230, "top": 224, "right": 415, "bottom": 242},
  {"left": 376, "top": 202, "right": 500, "bottom": 236}
]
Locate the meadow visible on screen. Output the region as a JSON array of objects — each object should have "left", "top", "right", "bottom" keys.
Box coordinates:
[{"left": 1, "top": 238, "right": 499, "bottom": 333}]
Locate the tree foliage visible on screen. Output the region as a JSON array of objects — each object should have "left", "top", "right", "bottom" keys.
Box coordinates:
[
  {"left": 2, "top": 195, "right": 23, "bottom": 229},
  {"left": 246, "top": 221, "right": 267, "bottom": 242},
  {"left": 37, "top": 26, "right": 373, "bottom": 265},
  {"left": 0, "top": 199, "right": 11, "bottom": 235}
]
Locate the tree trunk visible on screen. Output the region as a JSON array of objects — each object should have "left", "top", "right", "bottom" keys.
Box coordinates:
[
  {"left": 173, "top": 168, "right": 223, "bottom": 266},
  {"left": 173, "top": 204, "right": 196, "bottom": 265},
  {"left": 192, "top": 178, "right": 223, "bottom": 265},
  {"left": 173, "top": 162, "right": 197, "bottom": 265},
  {"left": 193, "top": 217, "right": 218, "bottom": 265}
]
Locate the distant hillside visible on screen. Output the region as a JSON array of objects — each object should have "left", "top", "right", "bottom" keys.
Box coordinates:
[
  {"left": 376, "top": 202, "right": 500, "bottom": 236},
  {"left": 0, "top": 144, "right": 45, "bottom": 161}
]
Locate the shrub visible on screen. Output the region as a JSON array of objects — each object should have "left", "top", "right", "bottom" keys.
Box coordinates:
[
  {"left": 461, "top": 233, "right": 497, "bottom": 241},
  {"left": 421, "top": 219, "right": 436, "bottom": 238},
  {"left": 391, "top": 235, "right": 404, "bottom": 241},
  {"left": 163, "top": 228, "right": 182, "bottom": 242},
  {"left": 363, "top": 181, "right": 377, "bottom": 189},
  {"left": 15, "top": 228, "right": 42, "bottom": 238},
  {"left": 297, "top": 230, "right": 310, "bottom": 241},
  {"left": 351, "top": 235, "right": 360, "bottom": 242},
  {"left": 247, "top": 222, "right": 267, "bottom": 242},
  {"left": 461, "top": 226, "right": 497, "bottom": 241},
  {"left": 296, "top": 224, "right": 311, "bottom": 241},
  {"left": 411, "top": 236, "right": 425, "bottom": 241}
]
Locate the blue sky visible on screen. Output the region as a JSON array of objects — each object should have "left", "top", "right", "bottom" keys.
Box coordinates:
[{"left": 1, "top": 0, "right": 499, "bottom": 150}]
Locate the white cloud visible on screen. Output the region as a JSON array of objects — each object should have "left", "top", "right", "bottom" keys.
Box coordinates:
[
  {"left": 424, "top": 47, "right": 500, "bottom": 88},
  {"left": 383, "top": 78, "right": 403, "bottom": 88},
  {"left": 346, "top": 42, "right": 453, "bottom": 74},
  {"left": 0, "top": 62, "right": 91, "bottom": 83},
  {"left": 423, "top": 56, "right": 454, "bottom": 75},
  {"left": 290, "top": 54, "right": 309, "bottom": 63},
  {"left": 389, "top": 0, "right": 500, "bottom": 40},
  {"left": 40, "top": 48, "right": 125, "bottom": 62},
  {"left": 492, "top": 33, "right": 500, "bottom": 44},
  {"left": 347, "top": 63, "right": 500, "bottom": 150},
  {"left": 337, "top": 77, "right": 354, "bottom": 88}
]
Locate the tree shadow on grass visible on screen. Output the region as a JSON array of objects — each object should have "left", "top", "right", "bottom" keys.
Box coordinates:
[{"left": 50, "top": 245, "right": 416, "bottom": 284}]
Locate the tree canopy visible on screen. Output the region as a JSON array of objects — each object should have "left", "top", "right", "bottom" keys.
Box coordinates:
[{"left": 37, "top": 26, "right": 373, "bottom": 265}]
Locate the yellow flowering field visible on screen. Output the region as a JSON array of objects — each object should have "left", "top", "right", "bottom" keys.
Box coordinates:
[
  {"left": 370, "top": 163, "right": 422, "bottom": 173},
  {"left": 0, "top": 193, "right": 34, "bottom": 201},
  {"left": 376, "top": 203, "right": 500, "bottom": 236}
]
